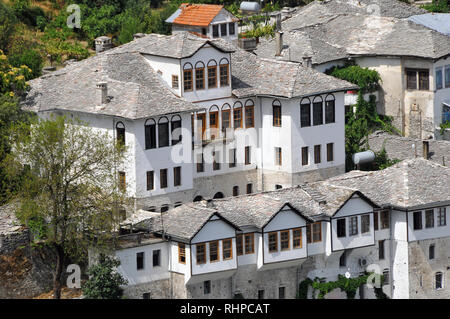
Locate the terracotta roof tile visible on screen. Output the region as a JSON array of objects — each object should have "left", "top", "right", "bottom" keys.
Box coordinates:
[{"left": 174, "top": 4, "right": 223, "bottom": 27}]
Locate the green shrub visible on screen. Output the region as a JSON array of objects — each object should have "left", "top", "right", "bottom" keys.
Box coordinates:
[
  {"left": 0, "top": 2, "right": 17, "bottom": 50},
  {"left": 8, "top": 49, "right": 43, "bottom": 79}
]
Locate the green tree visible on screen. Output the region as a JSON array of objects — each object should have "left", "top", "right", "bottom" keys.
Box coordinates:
[
  {"left": 0, "top": 49, "right": 32, "bottom": 95},
  {"left": 8, "top": 49, "right": 43, "bottom": 79},
  {"left": 0, "top": 1, "right": 17, "bottom": 51},
  {"left": 82, "top": 254, "right": 128, "bottom": 299},
  {"left": 4, "top": 115, "right": 129, "bottom": 299}
]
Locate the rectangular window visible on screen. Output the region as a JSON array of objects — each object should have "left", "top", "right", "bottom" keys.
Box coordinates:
[
  {"left": 383, "top": 270, "right": 389, "bottom": 285},
  {"left": 220, "top": 23, "right": 227, "bottom": 36},
  {"left": 425, "top": 209, "right": 434, "bottom": 228},
  {"left": 195, "top": 67, "right": 204, "bottom": 90},
  {"left": 379, "top": 240, "right": 385, "bottom": 260},
  {"left": 325, "top": 100, "right": 335, "bottom": 123},
  {"left": 302, "top": 146, "right": 309, "bottom": 166},
  {"left": 204, "top": 280, "right": 211, "bottom": 294},
  {"left": 337, "top": 218, "right": 346, "bottom": 237},
  {"left": 196, "top": 153, "right": 204, "bottom": 173},
  {"left": 146, "top": 171, "right": 154, "bottom": 191},
  {"left": 117, "top": 127, "right": 125, "bottom": 145},
  {"left": 172, "top": 75, "right": 179, "bottom": 89},
  {"left": 213, "top": 151, "right": 221, "bottom": 171},
  {"left": 158, "top": 122, "right": 169, "bottom": 147},
  {"left": 380, "top": 210, "right": 389, "bottom": 229},
  {"left": 209, "top": 111, "right": 218, "bottom": 140},
  {"left": 178, "top": 243, "right": 186, "bottom": 264},
  {"left": 429, "top": 244, "right": 435, "bottom": 260},
  {"left": 275, "top": 147, "right": 282, "bottom": 166},
  {"left": 406, "top": 69, "right": 417, "bottom": 90},
  {"left": 314, "top": 145, "right": 321, "bottom": 164},
  {"left": 145, "top": 123, "right": 156, "bottom": 149},
  {"left": 209, "top": 241, "right": 219, "bottom": 262},
  {"left": 268, "top": 232, "right": 278, "bottom": 252},
  {"left": 246, "top": 183, "right": 253, "bottom": 194},
  {"left": 152, "top": 250, "right": 160, "bottom": 267},
  {"left": 118, "top": 171, "right": 126, "bottom": 191},
  {"left": 222, "top": 239, "right": 232, "bottom": 260},
  {"left": 436, "top": 68, "right": 443, "bottom": 90},
  {"left": 374, "top": 211, "right": 379, "bottom": 231},
  {"left": 406, "top": 69, "right": 429, "bottom": 90},
  {"left": 446, "top": 65, "right": 450, "bottom": 88},
  {"left": 280, "top": 230, "right": 290, "bottom": 251},
  {"left": 419, "top": 70, "right": 429, "bottom": 90},
  {"left": 245, "top": 146, "right": 251, "bottom": 165},
  {"left": 183, "top": 69, "right": 192, "bottom": 91},
  {"left": 236, "top": 234, "right": 243, "bottom": 256},
  {"left": 212, "top": 25, "right": 219, "bottom": 38},
  {"left": 229, "top": 148, "right": 236, "bottom": 168},
  {"left": 196, "top": 243, "right": 206, "bottom": 264},
  {"left": 326, "top": 143, "right": 334, "bottom": 162},
  {"left": 438, "top": 207, "right": 447, "bottom": 226},
  {"left": 413, "top": 211, "right": 422, "bottom": 230},
  {"left": 229, "top": 22, "right": 235, "bottom": 35},
  {"left": 293, "top": 228, "right": 302, "bottom": 249},
  {"left": 245, "top": 105, "right": 254, "bottom": 128},
  {"left": 279, "top": 287, "right": 285, "bottom": 299},
  {"left": 258, "top": 290, "right": 264, "bottom": 299},
  {"left": 301, "top": 103, "right": 311, "bottom": 127},
  {"left": 273, "top": 104, "right": 282, "bottom": 127},
  {"left": 339, "top": 251, "right": 346, "bottom": 267},
  {"left": 160, "top": 169, "right": 167, "bottom": 189},
  {"left": 244, "top": 233, "right": 254, "bottom": 254},
  {"left": 233, "top": 107, "right": 242, "bottom": 128},
  {"left": 361, "top": 214, "right": 370, "bottom": 234},
  {"left": 174, "top": 166, "right": 181, "bottom": 187},
  {"left": 313, "top": 101, "right": 323, "bottom": 125},
  {"left": 349, "top": 216, "right": 358, "bottom": 236},
  {"left": 171, "top": 119, "right": 182, "bottom": 145},
  {"left": 220, "top": 64, "right": 229, "bottom": 86},
  {"left": 136, "top": 252, "right": 144, "bottom": 270},
  {"left": 313, "top": 222, "right": 322, "bottom": 242},
  {"left": 208, "top": 66, "right": 217, "bottom": 88},
  {"left": 436, "top": 273, "right": 443, "bottom": 289},
  {"left": 222, "top": 109, "right": 230, "bottom": 133}
]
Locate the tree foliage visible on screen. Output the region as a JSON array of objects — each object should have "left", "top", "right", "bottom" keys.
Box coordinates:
[
  {"left": 327, "top": 64, "right": 381, "bottom": 93},
  {"left": 0, "top": 49, "right": 31, "bottom": 95},
  {"left": 82, "top": 254, "right": 128, "bottom": 299},
  {"left": 4, "top": 115, "right": 129, "bottom": 298}
]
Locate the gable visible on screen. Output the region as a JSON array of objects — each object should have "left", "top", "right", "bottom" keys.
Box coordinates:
[
  {"left": 211, "top": 8, "right": 236, "bottom": 24},
  {"left": 263, "top": 205, "right": 308, "bottom": 232},
  {"left": 333, "top": 193, "right": 375, "bottom": 218},
  {"left": 191, "top": 215, "right": 236, "bottom": 243}
]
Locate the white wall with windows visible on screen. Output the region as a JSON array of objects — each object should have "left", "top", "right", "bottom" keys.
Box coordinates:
[
  {"left": 408, "top": 206, "right": 450, "bottom": 242},
  {"left": 143, "top": 54, "right": 182, "bottom": 96}
]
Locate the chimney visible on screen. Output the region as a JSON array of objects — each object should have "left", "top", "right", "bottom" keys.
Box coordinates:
[
  {"left": 95, "top": 36, "right": 113, "bottom": 53},
  {"left": 423, "top": 140, "right": 429, "bottom": 159},
  {"left": 96, "top": 82, "right": 108, "bottom": 105},
  {"left": 302, "top": 56, "right": 312, "bottom": 68},
  {"left": 275, "top": 31, "right": 284, "bottom": 56}
]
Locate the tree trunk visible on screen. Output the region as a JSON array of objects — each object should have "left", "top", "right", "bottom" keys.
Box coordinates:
[{"left": 53, "top": 244, "right": 65, "bottom": 299}]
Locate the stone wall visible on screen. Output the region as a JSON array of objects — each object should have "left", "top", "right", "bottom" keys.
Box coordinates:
[
  {"left": 0, "top": 230, "right": 30, "bottom": 255},
  {"left": 122, "top": 278, "right": 172, "bottom": 299}
]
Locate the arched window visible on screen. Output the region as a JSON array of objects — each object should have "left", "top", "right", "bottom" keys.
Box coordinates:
[
  {"left": 245, "top": 99, "right": 254, "bottom": 128},
  {"left": 158, "top": 117, "right": 169, "bottom": 147},
  {"left": 273, "top": 99, "right": 282, "bottom": 127},
  {"left": 232, "top": 186, "right": 239, "bottom": 196},
  {"left": 219, "top": 58, "right": 229, "bottom": 87},
  {"left": 233, "top": 101, "right": 243, "bottom": 129},
  {"left": 144, "top": 118, "right": 156, "bottom": 149},
  {"left": 312, "top": 96, "right": 323, "bottom": 126},
  {"left": 183, "top": 63, "right": 193, "bottom": 92},
  {"left": 116, "top": 121, "right": 125, "bottom": 144},
  {"left": 209, "top": 105, "right": 219, "bottom": 140},
  {"left": 207, "top": 60, "right": 217, "bottom": 88},
  {"left": 195, "top": 61, "right": 205, "bottom": 90},
  {"left": 221, "top": 103, "right": 231, "bottom": 135},
  {"left": 193, "top": 195, "right": 203, "bottom": 202},
  {"left": 435, "top": 272, "right": 443, "bottom": 290},
  {"left": 325, "top": 94, "right": 336, "bottom": 124},
  {"left": 213, "top": 192, "right": 224, "bottom": 199},
  {"left": 171, "top": 115, "right": 182, "bottom": 145},
  {"left": 300, "top": 97, "right": 311, "bottom": 127}
]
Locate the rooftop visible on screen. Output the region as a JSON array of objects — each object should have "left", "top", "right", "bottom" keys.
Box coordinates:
[{"left": 166, "top": 4, "right": 226, "bottom": 27}]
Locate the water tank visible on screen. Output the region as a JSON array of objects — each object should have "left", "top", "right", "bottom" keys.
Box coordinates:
[
  {"left": 352, "top": 150, "right": 375, "bottom": 165},
  {"left": 240, "top": 1, "right": 261, "bottom": 12}
]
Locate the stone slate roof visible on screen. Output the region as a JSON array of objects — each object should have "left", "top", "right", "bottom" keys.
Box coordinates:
[
  {"left": 256, "top": 1, "right": 449, "bottom": 64},
  {"left": 323, "top": 158, "right": 450, "bottom": 210},
  {"left": 23, "top": 51, "right": 201, "bottom": 119},
  {"left": 231, "top": 47, "right": 358, "bottom": 98},
  {"left": 367, "top": 131, "right": 450, "bottom": 166}
]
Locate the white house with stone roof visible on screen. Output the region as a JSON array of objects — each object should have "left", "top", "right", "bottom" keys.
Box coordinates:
[
  {"left": 107, "top": 158, "right": 450, "bottom": 299},
  {"left": 24, "top": 31, "right": 356, "bottom": 215}
]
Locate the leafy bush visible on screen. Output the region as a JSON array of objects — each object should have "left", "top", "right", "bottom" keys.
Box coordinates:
[
  {"left": 0, "top": 2, "right": 17, "bottom": 51},
  {"left": 327, "top": 64, "right": 381, "bottom": 93},
  {"left": 8, "top": 49, "right": 43, "bottom": 79},
  {"left": 11, "top": 0, "right": 47, "bottom": 27},
  {"left": 82, "top": 254, "right": 128, "bottom": 299},
  {"left": 421, "top": 0, "right": 449, "bottom": 12}
]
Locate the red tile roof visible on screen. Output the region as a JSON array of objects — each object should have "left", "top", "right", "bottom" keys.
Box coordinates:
[{"left": 173, "top": 4, "right": 224, "bottom": 27}]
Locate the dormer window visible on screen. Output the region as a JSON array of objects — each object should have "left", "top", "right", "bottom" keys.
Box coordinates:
[
  {"left": 219, "top": 58, "right": 229, "bottom": 87},
  {"left": 195, "top": 62, "right": 205, "bottom": 90},
  {"left": 183, "top": 63, "right": 193, "bottom": 92}
]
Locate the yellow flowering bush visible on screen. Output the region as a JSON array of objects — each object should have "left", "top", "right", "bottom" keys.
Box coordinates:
[{"left": 0, "top": 49, "right": 32, "bottom": 95}]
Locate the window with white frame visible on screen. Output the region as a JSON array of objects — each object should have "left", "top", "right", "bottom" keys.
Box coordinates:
[
  {"left": 438, "top": 207, "right": 447, "bottom": 226},
  {"left": 349, "top": 216, "right": 358, "bottom": 236}
]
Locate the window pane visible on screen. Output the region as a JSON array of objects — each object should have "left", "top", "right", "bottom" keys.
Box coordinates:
[
  {"left": 406, "top": 70, "right": 417, "bottom": 90},
  {"left": 419, "top": 70, "right": 429, "bottom": 90},
  {"left": 210, "top": 241, "right": 219, "bottom": 262},
  {"left": 212, "top": 25, "right": 219, "bottom": 38},
  {"left": 327, "top": 143, "right": 334, "bottom": 162},
  {"left": 233, "top": 108, "right": 242, "bottom": 128},
  {"left": 314, "top": 145, "right": 321, "bottom": 164},
  {"left": 229, "top": 22, "right": 235, "bottom": 35},
  {"left": 220, "top": 64, "right": 229, "bottom": 86},
  {"left": 184, "top": 69, "right": 192, "bottom": 91},
  {"left": 302, "top": 147, "right": 309, "bottom": 166},
  {"left": 171, "top": 120, "right": 182, "bottom": 145},
  {"left": 313, "top": 102, "right": 323, "bottom": 125},
  {"left": 220, "top": 23, "right": 227, "bottom": 36},
  {"left": 208, "top": 66, "right": 217, "bottom": 88},
  {"left": 145, "top": 124, "right": 156, "bottom": 149},
  {"left": 301, "top": 103, "right": 311, "bottom": 127},
  {"left": 425, "top": 209, "right": 434, "bottom": 228},
  {"left": 325, "top": 100, "right": 335, "bottom": 123},
  {"left": 446, "top": 66, "right": 450, "bottom": 88},
  {"left": 413, "top": 211, "right": 422, "bottom": 230},
  {"left": 158, "top": 122, "right": 169, "bottom": 147},
  {"left": 436, "top": 69, "right": 443, "bottom": 90},
  {"left": 337, "top": 218, "right": 346, "bottom": 237},
  {"left": 269, "top": 232, "right": 278, "bottom": 252},
  {"left": 280, "top": 230, "right": 289, "bottom": 250},
  {"left": 245, "top": 105, "right": 254, "bottom": 128},
  {"left": 237, "top": 235, "right": 243, "bottom": 255},
  {"left": 196, "top": 68, "right": 204, "bottom": 90}
]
